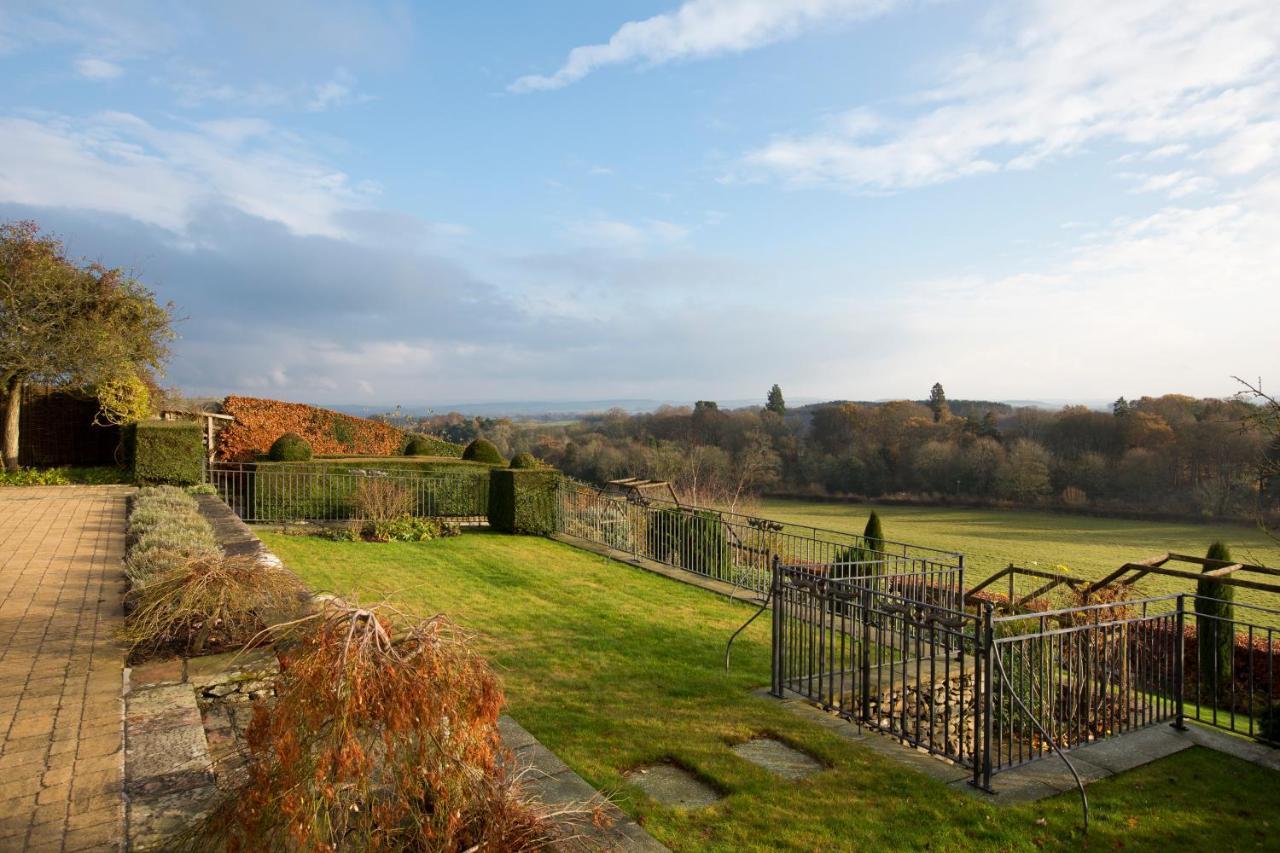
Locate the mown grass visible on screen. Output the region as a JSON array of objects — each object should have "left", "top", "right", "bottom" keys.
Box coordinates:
[
  {"left": 760, "top": 500, "right": 1280, "bottom": 613},
  {"left": 262, "top": 530, "right": 1280, "bottom": 852}
]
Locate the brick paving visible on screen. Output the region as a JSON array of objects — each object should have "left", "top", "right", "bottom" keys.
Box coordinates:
[{"left": 0, "top": 487, "right": 131, "bottom": 852}]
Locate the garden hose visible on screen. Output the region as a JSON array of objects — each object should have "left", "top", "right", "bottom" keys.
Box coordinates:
[
  {"left": 991, "top": 649, "right": 1090, "bottom": 833},
  {"left": 723, "top": 582, "right": 773, "bottom": 672}
]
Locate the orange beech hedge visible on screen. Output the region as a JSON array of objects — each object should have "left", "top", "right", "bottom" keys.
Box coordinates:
[{"left": 216, "top": 396, "right": 405, "bottom": 461}]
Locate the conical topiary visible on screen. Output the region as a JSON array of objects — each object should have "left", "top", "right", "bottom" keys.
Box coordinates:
[{"left": 1194, "top": 541, "right": 1235, "bottom": 694}]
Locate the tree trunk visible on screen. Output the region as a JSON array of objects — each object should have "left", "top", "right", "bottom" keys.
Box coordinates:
[{"left": 2, "top": 375, "right": 22, "bottom": 472}]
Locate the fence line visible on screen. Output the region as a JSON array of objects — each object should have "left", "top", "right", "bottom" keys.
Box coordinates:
[
  {"left": 206, "top": 462, "right": 488, "bottom": 523},
  {"left": 555, "top": 479, "right": 964, "bottom": 598}
]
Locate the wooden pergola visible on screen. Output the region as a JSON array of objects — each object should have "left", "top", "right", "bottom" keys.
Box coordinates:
[
  {"left": 967, "top": 553, "right": 1280, "bottom": 610},
  {"left": 604, "top": 477, "right": 680, "bottom": 506}
]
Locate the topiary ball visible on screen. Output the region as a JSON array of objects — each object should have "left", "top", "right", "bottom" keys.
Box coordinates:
[
  {"left": 269, "top": 432, "right": 312, "bottom": 462},
  {"left": 461, "top": 438, "right": 504, "bottom": 465},
  {"left": 509, "top": 452, "right": 538, "bottom": 469},
  {"left": 403, "top": 435, "right": 433, "bottom": 456}
]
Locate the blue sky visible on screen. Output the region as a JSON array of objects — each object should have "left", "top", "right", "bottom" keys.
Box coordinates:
[{"left": 1, "top": 1, "right": 1276, "bottom": 406}]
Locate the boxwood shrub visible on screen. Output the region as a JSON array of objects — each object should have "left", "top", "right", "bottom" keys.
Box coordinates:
[
  {"left": 462, "top": 438, "right": 505, "bottom": 465},
  {"left": 508, "top": 452, "right": 538, "bottom": 469},
  {"left": 487, "top": 469, "right": 561, "bottom": 535},
  {"left": 127, "top": 421, "right": 205, "bottom": 485},
  {"left": 269, "top": 432, "right": 313, "bottom": 461}
]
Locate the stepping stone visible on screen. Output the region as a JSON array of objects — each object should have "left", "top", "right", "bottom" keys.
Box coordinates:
[
  {"left": 625, "top": 763, "right": 722, "bottom": 808},
  {"left": 731, "top": 737, "right": 823, "bottom": 779}
]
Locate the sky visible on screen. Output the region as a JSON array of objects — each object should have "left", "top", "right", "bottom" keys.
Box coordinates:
[{"left": 0, "top": 0, "right": 1277, "bottom": 408}]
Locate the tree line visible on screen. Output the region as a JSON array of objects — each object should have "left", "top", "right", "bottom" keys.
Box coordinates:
[{"left": 385, "top": 383, "right": 1278, "bottom": 522}]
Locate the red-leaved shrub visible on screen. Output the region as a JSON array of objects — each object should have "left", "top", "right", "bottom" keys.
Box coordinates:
[{"left": 188, "top": 604, "right": 559, "bottom": 851}]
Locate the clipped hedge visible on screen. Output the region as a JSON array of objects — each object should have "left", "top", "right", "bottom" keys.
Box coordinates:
[
  {"left": 487, "top": 469, "right": 561, "bottom": 535},
  {"left": 250, "top": 459, "right": 493, "bottom": 521},
  {"left": 403, "top": 434, "right": 463, "bottom": 457},
  {"left": 217, "top": 396, "right": 419, "bottom": 461},
  {"left": 128, "top": 421, "right": 205, "bottom": 485},
  {"left": 462, "top": 438, "right": 505, "bottom": 465},
  {"left": 269, "top": 432, "right": 313, "bottom": 461}
]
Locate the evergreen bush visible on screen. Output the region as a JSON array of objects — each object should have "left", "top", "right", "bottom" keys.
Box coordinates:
[
  {"left": 509, "top": 452, "right": 538, "bottom": 469},
  {"left": 462, "top": 438, "right": 505, "bottom": 465},
  {"left": 1195, "top": 541, "right": 1236, "bottom": 693},
  {"left": 268, "top": 432, "right": 313, "bottom": 462}
]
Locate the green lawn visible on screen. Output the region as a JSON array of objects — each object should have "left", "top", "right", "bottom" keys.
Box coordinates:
[
  {"left": 760, "top": 499, "right": 1280, "bottom": 614},
  {"left": 262, "top": 530, "right": 1280, "bottom": 852}
]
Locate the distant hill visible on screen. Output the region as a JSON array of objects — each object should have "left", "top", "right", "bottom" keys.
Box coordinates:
[{"left": 334, "top": 397, "right": 825, "bottom": 419}]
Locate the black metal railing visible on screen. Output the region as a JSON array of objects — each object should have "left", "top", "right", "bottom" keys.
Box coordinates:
[
  {"left": 771, "top": 566, "right": 1280, "bottom": 789},
  {"left": 206, "top": 462, "right": 489, "bottom": 523},
  {"left": 1183, "top": 596, "right": 1280, "bottom": 745},
  {"left": 772, "top": 561, "right": 982, "bottom": 774},
  {"left": 555, "top": 480, "right": 965, "bottom": 598}
]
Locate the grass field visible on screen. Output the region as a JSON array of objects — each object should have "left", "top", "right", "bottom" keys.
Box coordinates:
[
  {"left": 262, "top": 530, "right": 1280, "bottom": 852},
  {"left": 759, "top": 499, "right": 1280, "bottom": 616}
]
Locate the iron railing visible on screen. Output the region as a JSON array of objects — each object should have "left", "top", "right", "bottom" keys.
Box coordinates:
[
  {"left": 206, "top": 462, "right": 489, "bottom": 523},
  {"left": 555, "top": 480, "right": 964, "bottom": 597},
  {"left": 1183, "top": 596, "right": 1280, "bottom": 745},
  {"left": 771, "top": 561, "right": 982, "bottom": 775},
  {"left": 771, "top": 567, "right": 1279, "bottom": 789},
  {"left": 986, "top": 597, "right": 1183, "bottom": 778}
]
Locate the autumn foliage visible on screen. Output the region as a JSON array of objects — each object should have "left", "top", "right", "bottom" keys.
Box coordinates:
[
  {"left": 216, "top": 396, "right": 405, "bottom": 461},
  {"left": 191, "top": 604, "right": 558, "bottom": 851}
]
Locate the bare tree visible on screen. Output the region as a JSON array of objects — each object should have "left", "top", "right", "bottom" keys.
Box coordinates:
[{"left": 1235, "top": 376, "right": 1280, "bottom": 541}]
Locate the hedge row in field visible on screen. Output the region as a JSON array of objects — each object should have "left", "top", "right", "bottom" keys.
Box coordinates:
[{"left": 217, "top": 396, "right": 463, "bottom": 461}]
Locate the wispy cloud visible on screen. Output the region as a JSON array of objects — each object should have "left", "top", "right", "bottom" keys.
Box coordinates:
[
  {"left": 74, "top": 57, "right": 124, "bottom": 80},
  {"left": 739, "top": 0, "right": 1280, "bottom": 191},
  {"left": 566, "top": 217, "right": 691, "bottom": 249},
  {"left": 0, "top": 111, "right": 371, "bottom": 238},
  {"left": 509, "top": 0, "right": 899, "bottom": 93}
]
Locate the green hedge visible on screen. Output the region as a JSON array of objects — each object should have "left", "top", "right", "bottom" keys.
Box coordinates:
[
  {"left": 249, "top": 459, "right": 492, "bottom": 521},
  {"left": 403, "top": 434, "right": 464, "bottom": 457},
  {"left": 463, "top": 438, "right": 505, "bottom": 465},
  {"left": 128, "top": 421, "right": 205, "bottom": 485},
  {"left": 269, "top": 432, "right": 313, "bottom": 461},
  {"left": 487, "top": 469, "right": 561, "bottom": 535}
]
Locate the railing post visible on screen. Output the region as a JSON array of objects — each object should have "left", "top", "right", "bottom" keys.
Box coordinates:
[
  {"left": 981, "top": 602, "right": 995, "bottom": 790},
  {"left": 860, "top": 580, "right": 872, "bottom": 724},
  {"left": 1173, "top": 593, "right": 1186, "bottom": 731},
  {"left": 770, "top": 555, "right": 783, "bottom": 697}
]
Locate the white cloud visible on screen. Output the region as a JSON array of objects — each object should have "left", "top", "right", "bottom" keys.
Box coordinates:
[
  {"left": 741, "top": 0, "right": 1280, "bottom": 191},
  {"left": 74, "top": 57, "right": 123, "bottom": 79},
  {"left": 567, "top": 217, "right": 691, "bottom": 249},
  {"left": 0, "top": 112, "right": 371, "bottom": 237},
  {"left": 509, "top": 0, "right": 899, "bottom": 92}
]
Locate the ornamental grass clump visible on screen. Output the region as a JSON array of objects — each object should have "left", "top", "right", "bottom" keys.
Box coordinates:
[
  {"left": 122, "top": 554, "right": 305, "bottom": 661},
  {"left": 187, "top": 604, "right": 560, "bottom": 851}
]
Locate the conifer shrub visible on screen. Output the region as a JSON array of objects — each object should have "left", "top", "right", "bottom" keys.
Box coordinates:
[
  {"left": 1195, "top": 541, "right": 1236, "bottom": 693},
  {"left": 863, "top": 511, "right": 885, "bottom": 554},
  {"left": 185, "top": 604, "right": 560, "bottom": 851},
  {"left": 462, "top": 437, "right": 505, "bottom": 465},
  {"left": 268, "top": 431, "right": 313, "bottom": 462}
]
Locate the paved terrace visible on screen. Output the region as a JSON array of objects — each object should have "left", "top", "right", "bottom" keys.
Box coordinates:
[{"left": 0, "top": 487, "right": 131, "bottom": 852}]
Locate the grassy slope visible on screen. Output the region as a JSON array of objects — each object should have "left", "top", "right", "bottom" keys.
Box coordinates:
[
  {"left": 262, "top": 531, "right": 1280, "bottom": 852},
  {"left": 760, "top": 499, "right": 1280, "bottom": 611}
]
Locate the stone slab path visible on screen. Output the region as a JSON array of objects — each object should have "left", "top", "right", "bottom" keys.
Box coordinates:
[{"left": 0, "top": 487, "right": 131, "bottom": 852}]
